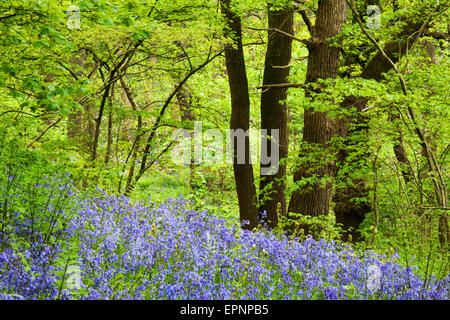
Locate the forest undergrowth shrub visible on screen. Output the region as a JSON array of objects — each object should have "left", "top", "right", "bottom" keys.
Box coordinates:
[
  {"left": 277, "top": 211, "right": 344, "bottom": 242},
  {"left": 0, "top": 132, "right": 82, "bottom": 299}
]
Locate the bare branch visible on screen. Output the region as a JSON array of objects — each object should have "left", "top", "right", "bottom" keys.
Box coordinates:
[
  {"left": 256, "top": 83, "right": 304, "bottom": 89},
  {"left": 272, "top": 56, "right": 307, "bottom": 68},
  {"left": 246, "top": 26, "right": 311, "bottom": 46},
  {"left": 346, "top": 0, "right": 408, "bottom": 95},
  {"left": 27, "top": 117, "right": 63, "bottom": 149},
  {"left": 299, "top": 10, "right": 313, "bottom": 34}
]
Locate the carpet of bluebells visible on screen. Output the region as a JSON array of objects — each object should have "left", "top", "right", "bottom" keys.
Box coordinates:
[{"left": 0, "top": 185, "right": 449, "bottom": 300}]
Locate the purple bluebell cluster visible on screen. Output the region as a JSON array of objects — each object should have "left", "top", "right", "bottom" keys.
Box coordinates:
[{"left": 1, "top": 189, "right": 449, "bottom": 300}]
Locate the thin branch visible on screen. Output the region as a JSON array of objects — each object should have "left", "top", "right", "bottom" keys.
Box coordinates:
[
  {"left": 27, "top": 117, "right": 63, "bottom": 149},
  {"left": 246, "top": 26, "right": 311, "bottom": 46},
  {"left": 346, "top": 0, "right": 408, "bottom": 95},
  {"left": 144, "top": 141, "right": 174, "bottom": 172},
  {"left": 299, "top": 10, "right": 313, "bottom": 34},
  {"left": 176, "top": 42, "right": 193, "bottom": 71},
  {"left": 147, "top": 0, "right": 160, "bottom": 17},
  {"left": 0, "top": 109, "right": 39, "bottom": 118},
  {"left": 0, "top": 13, "right": 17, "bottom": 21},
  {"left": 256, "top": 83, "right": 304, "bottom": 89},
  {"left": 135, "top": 49, "right": 224, "bottom": 181},
  {"left": 401, "top": 6, "right": 439, "bottom": 77},
  {"left": 55, "top": 61, "right": 79, "bottom": 80},
  {"left": 243, "top": 41, "right": 266, "bottom": 46},
  {"left": 272, "top": 55, "right": 307, "bottom": 68}
]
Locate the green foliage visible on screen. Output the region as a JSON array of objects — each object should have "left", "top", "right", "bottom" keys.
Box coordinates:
[
  {"left": 276, "top": 211, "right": 344, "bottom": 242},
  {"left": 0, "top": 130, "right": 78, "bottom": 247}
]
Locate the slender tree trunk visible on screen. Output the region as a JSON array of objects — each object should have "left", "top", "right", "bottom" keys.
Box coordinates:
[
  {"left": 220, "top": 0, "right": 258, "bottom": 230},
  {"left": 104, "top": 83, "right": 114, "bottom": 165},
  {"left": 288, "top": 0, "right": 348, "bottom": 222},
  {"left": 119, "top": 77, "right": 143, "bottom": 196},
  {"left": 176, "top": 87, "right": 196, "bottom": 189},
  {"left": 259, "top": 4, "right": 293, "bottom": 228},
  {"left": 91, "top": 43, "right": 141, "bottom": 162},
  {"left": 91, "top": 75, "right": 115, "bottom": 162}
]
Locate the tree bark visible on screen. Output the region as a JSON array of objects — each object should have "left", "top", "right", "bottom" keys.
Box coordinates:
[
  {"left": 220, "top": 0, "right": 259, "bottom": 230},
  {"left": 288, "top": 0, "right": 348, "bottom": 222},
  {"left": 259, "top": 4, "right": 293, "bottom": 228}
]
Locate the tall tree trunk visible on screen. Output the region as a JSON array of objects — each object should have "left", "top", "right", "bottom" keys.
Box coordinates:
[
  {"left": 333, "top": 10, "right": 430, "bottom": 242},
  {"left": 220, "top": 0, "right": 259, "bottom": 230},
  {"left": 333, "top": 103, "right": 371, "bottom": 242},
  {"left": 259, "top": 4, "right": 293, "bottom": 228},
  {"left": 288, "top": 0, "right": 348, "bottom": 222},
  {"left": 331, "top": 0, "right": 381, "bottom": 243}
]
